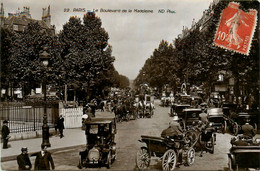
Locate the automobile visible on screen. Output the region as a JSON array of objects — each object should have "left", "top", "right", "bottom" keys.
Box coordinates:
[
  {"left": 78, "top": 117, "right": 117, "bottom": 169},
  {"left": 189, "top": 95, "right": 203, "bottom": 108},
  {"left": 228, "top": 138, "right": 260, "bottom": 170},
  {"left": 136, "top": 134, "right": 196, "bottom": 171},
  {"left": 207, "top": 108, "right": 227, "bottom": 133},
  {"left": 182, "top": 108, "right": 202, "bottom": 129},
  {"left": 169, "top": 104, "right": 191, "bottom": 118},
  {"left": 175, "top": 94, "right": 191, "bottom": 105}
]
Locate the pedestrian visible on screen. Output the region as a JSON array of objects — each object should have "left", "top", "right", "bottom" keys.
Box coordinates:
[
  {"left": 34, "top": 145, "right": 55, "bottom": 170},
  {"left": 57, "top": 115, "right": 65, "bottom": 138},
  {"left": 17, "top": 147, "right": 32, "bottom": 170},
  {"left": 1, "top": 120, "right": 10, "bottom": 149}
]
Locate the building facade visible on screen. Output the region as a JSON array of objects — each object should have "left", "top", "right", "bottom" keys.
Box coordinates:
[{"left": 0, "top": 3, "right": 55, "bottom": 34}]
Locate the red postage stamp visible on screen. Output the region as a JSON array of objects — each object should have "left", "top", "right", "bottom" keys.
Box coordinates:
[{"left": 214, "top": 2, "right": 257, "bottom": 55}]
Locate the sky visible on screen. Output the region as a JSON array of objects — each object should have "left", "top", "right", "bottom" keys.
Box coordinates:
[{"left": 2, "top": 0, "right": 213, "bottom": 80}]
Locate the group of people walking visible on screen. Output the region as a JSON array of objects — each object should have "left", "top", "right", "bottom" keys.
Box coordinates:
[
  {"left": 1, "top": 115, "right": 63, "bottom": 170},
  {"left": 17, "top": 145, "right": 55, "bottom": 170}
]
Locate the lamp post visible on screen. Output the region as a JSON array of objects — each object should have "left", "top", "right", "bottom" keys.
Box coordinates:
[{"left": 40, "top": 47, "right": 51, "bottom": 147}]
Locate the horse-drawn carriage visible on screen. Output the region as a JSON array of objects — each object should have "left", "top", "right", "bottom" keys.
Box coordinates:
[
  {"left": 78, "top": 117, "right": 117, "bottom": 169},
  {"left": 134, "top": 94, "right": 154, "bottom": 118},
  {"left": 228, "top": 136, "right": 260, "bottom": 170},
  {"left": 230, "top": 112, "right": 257, "bottom": 136},
  {"left": 181, "top": 108, "right": 216, "bottom": 155},
  {"left": 161, "top": 91, "right": 170, "bottom": 107},
  {"left": 143, "top": 94, "right": 155, "bottom": 118},
  {"left": 136, "top": 134, "right": 196, "bottom": 170}
]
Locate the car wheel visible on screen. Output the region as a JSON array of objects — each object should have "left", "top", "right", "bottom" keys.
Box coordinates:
[
  {"left": 136, "top": 147, "right": 150, "bottom": 170},
  {"left": 162, "top": 149, "right": 177, "bottom": 171}
]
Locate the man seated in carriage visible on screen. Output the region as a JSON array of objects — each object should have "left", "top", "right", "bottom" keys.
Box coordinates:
[
  {"left": 241, "top": 117, "right": 256, "bottom": 139},
  {"left": 161, "top": 116, "right": 184, "bottom": 139}
]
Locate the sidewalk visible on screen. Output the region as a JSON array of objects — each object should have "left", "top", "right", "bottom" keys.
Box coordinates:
[
  {"left": 0, "top": 128, "right": 86, "bottom": 162},
  {"left": 0, "top": 111, "right": 114, "bottom": 162}
]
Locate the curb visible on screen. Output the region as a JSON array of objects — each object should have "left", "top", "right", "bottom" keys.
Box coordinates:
[{"left": 1, "top": 144, "right": 86, "bottom": 162}]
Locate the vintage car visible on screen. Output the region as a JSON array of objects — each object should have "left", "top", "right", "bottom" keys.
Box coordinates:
[
  {"left": 175, "top": 94, "right": 191, "bottom": 105},
  {"left": 169, "top": 104, "right": 191, "bottom": 118},
  {"left": 228, "top": 137, "right": 260, "bottom": 170},
  {"left": 207, "top": 108, "right": 227, "bottom": 133},
  {"left": 182, "top": 108, "right": 203, "bottom": 129},
  {"left": 136, "top": 134, "right": 196, "bottom": 171},
  {"left": 78, "top": 117, "right": 117, "bottom": 169},
  {"left": 189, "top": 95, "right": 203, "bottom": 108}
]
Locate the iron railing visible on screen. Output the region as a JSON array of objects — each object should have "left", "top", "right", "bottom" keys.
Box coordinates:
[{"left": 0, "top": 102, "right": 59, "bottom": 133}]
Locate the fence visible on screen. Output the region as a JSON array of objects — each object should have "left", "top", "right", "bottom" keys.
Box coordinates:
[
  {"left": 0, "top": 102, "right": 59, "bottom": 133},
  {"left": 60, "top": 107, "right": 83, "bottom": 128}
]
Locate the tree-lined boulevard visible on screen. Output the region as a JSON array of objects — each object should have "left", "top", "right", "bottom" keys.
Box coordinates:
[{"left": 1, "top": 100, "right": 234, "bottom": 170}]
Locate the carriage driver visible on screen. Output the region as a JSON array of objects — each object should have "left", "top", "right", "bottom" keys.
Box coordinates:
[
  {"left": 161, "top": 116, "right": 184, "bottom": 138},
  {"left": 241, "top": 116, "right": 256, "bottom": 139}
]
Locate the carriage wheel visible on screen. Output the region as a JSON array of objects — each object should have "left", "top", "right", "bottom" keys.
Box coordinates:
[
  {"left": 162, "top": 149, "right": 177, "bottom": 171},
  {"left": 106, "top": 151, "right": 112, "bottom": 169},
  {"left": 136, "top": 147, "right": 150, "bottom": 170},
  {"left": 184, "top": 148, "right": 195, "bottom": 166},
  {"left": 254, "top": 123, "right": 257, "bottom": 133},
  {"left": 209, "top": 136, "right": 214, "bottom": 154},
  {"left": 233, "top": 122, "right": 239, "bottom": 136},
  {"left": 228, "top": 157, "right": 236, "bottom": 170}
]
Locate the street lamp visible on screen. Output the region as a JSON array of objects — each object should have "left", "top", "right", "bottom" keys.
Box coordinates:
[{"left": 40, "top": 47, "right": 51, "bottom": 147}]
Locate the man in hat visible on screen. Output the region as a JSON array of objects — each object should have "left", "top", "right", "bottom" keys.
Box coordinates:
[
  {"left": 161, "top": 116, "right": 183, "bottom": 138},
  {"left": 57, "top": 115, "right": 65, "bottom": 138},
  {"left": 17, "top": 147, "right": 32, "bottom": 170},
  {"left": 34, "top": 145, "right": 55, "bottom": 170},
  {"left": 241, "top": 117, "right": 256, "bottom": 139},
  {"left": 1, "top": 120, "right": 10, "bottom": 149}
]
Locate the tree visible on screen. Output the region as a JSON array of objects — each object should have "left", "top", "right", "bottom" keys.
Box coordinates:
[
  {"left": 0, "top": 28, "right": 15, "bottom": 98},
  {"left": 59, "top": 12, "right": 116, "bottom": 100},
  {"left": 7, "top": 22, "right": 60, "bottom": 97}
]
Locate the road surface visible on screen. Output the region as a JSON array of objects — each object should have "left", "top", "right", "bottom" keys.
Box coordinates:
[{"left": 1, "top": 100, "right": 233, "bottom": 170}]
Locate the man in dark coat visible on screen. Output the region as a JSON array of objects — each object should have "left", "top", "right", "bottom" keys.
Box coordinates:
[
  {"left": 1, "top": 120, "right": 10, "bottom": 149},
  {"left": 17, "top": 147, "right": 32, "bottom": 170},
  {"left": 161, "top": 116, "right": 183, "bottom": 138},
  {"left": 241, "top": 117, "right": 256, "bottom": 138},
  {"left": 57, "top": 115, "right": 65, "bottom": 138},
  {"left": 34, "top": 145, "right": 55, "bottom": 170}
]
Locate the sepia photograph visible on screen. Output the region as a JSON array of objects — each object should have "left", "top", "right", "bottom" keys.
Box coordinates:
[{"left": 0, "top": 0, "right": 259, "bottom": 170}]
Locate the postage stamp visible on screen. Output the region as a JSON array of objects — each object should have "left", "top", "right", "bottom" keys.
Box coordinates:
[{"left": 214, "top": 2, "right": 257, "bottom": 55}]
